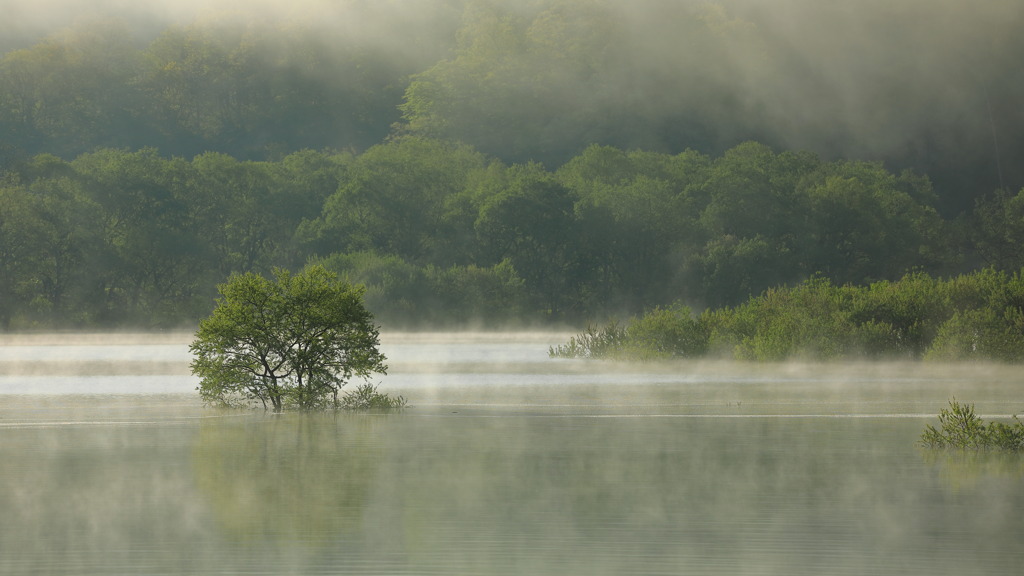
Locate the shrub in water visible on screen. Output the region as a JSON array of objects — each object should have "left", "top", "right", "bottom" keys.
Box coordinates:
[
  {"left": 340, "top": 382, "right": 407, "bottom": 411},
  {"left": 921, "top": 398, "right": 1024, "bottom": 450},
  {"left": 548, "top": 321, "right": 627, "bottom": 358}
]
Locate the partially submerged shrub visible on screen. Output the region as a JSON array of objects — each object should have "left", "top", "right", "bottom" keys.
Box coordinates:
[
  {"left": 340, "top": 382, "right": 407, "bottom": 411},
  {"left": 921, "top": 398, "right": 1024, "bottom": 450},
  {"left": 549, "top": 321, "right": 627, "bottom": 358}
]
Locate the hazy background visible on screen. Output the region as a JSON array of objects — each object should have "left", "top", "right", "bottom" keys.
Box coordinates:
[{"left": 3, "top": 0, "right": 1023, "bottom": 212}]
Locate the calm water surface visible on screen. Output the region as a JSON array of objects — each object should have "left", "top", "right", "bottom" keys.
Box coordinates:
[{"left": 1, "top": 332, "right": 1022, "bottom": 575}]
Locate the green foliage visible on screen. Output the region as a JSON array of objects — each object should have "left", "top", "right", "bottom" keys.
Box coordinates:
[
  {"left": 340, "top": 382, "right": 407, "bottom": 411},
  {"left": 2, "top": 1, "right": 1024, "bottom": 211},
  {"left": 302, "top": 137, "right": 488, "bottom": 263},
  {"left": 698, "top": 235, "right": 794, "bottom": 308},
  {"left": 190, "top": 265, "right": 387, "bottom": 412},
  {"left": 921, "top": 399, "right": 1024, "bottom": 451},
  {"left": 0, "top": 167, "right": 106, "bottom": 328},
  {"left": 557, "top": 145, "right": 710, "bottom": 310},
  {"left": 970, "top": 188, "right": 1024, "bottom": 271},
  {"left": 620, "top": 305, "right": 709, "bottom": 360},
  {"left": 474, "top": 163, "right": 578, "bottom": 317},
  {"left": 557, "top": 269, "right": 1024, "bottom": 363},
  {"left": 314, "top": 251, "right": 530, "bottom": 328},
  {"left": 0, "top": 136, "right": 1003, "bottom": 330},
  {"left": 0, "top": 130, "right": 998, "bottom": 330},
  {"left": 11, "top": 2, "right": 1024, "bottom": 330},
  {"left": 399, "top": 0, "right": 626, "bottom": 164},
  {"left": 925, "top": 269, "right": 1024, "bottom": 362},
  {"left": 0, "top": 11, "right": 456, "bottom": 160},
  {"left": 702, "top": 271, "right": 1024, "bottom": 362},
  {"left": 314, "top": 251, "right": 428, "bottom": 323},
  {"left": 798, "top": 162, "right": 949, "bottom": 285},
  {"left": 551, "top": 305, "right": 707, "bottom": 360},
  {"left": 424, "top": 259, "right": 529, "bottom": 325},
  {"left": 549, "top": 322, "right": 627, "bottom": 359}
]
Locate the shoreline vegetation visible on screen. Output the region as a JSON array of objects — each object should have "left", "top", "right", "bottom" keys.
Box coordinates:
[{"left": 551, "top": 268, "right": 1024, "bottom": 363}]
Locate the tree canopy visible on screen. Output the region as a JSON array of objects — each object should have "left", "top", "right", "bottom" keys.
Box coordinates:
[
  {"left": 4, "top": 138, "right": 1016, "bottom": 330},
  {"left": 190, "top": 265, "right": 387, "bottom": 412},
  {"left": 4, "top": 1, "right": 1024, "bottom": 331}
]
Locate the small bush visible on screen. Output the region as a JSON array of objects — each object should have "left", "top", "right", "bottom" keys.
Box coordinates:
[
  {"left": 921, "top": 398, "right": 1024, "bottom": 450},
  {"left": 340, "top": 382, "right": 407, "bottom": 411},
  {"left": 549, "top": 321, "right": 628, "bottom": 358}
]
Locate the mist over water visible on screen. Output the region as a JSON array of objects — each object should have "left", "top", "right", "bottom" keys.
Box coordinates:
[{"left": 1, "top": 333, "right": 1023, "bottom": 574}]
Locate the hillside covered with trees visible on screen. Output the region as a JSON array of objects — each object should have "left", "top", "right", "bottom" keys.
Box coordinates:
[{"left": 3, "top": 0, "right": 1024, "bottom": 330}]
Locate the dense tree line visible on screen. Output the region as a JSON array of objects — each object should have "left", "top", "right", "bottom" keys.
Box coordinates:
[
  {"left": 4, "top": 137, "right": 1023, "bottom": 330},
  {"left": 3, "top": 1, "right": 1024, "bottom": 330}
]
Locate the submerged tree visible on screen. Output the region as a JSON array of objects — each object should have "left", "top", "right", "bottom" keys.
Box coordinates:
[{"left": 190, "top": 265, "right": 388, "bottom": 411}]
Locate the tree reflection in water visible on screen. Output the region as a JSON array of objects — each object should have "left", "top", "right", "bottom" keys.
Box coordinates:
[{"left": 192, "top": 412, "right": 389, "bottom": 545}]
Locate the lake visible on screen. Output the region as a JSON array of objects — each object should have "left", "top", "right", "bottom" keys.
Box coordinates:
[{"left": 1, "top": 332, "right": 1023, "bottom": 575}]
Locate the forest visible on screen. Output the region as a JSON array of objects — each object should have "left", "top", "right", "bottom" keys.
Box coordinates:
[{"left": 2, "top": 0, "right": 1024, "bottom": 330}]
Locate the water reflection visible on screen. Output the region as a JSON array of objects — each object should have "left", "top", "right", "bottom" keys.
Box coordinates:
[
  {"left": 922, "top": 448, "right": 1024, "bottom": 491},
  {"left": 192, "top": 413, "right": 389, "bottom": 544},
  {"left": 189, "top": 413, "right": 1024, "bottom": 575},
  {"left": 364, "top": 416, "right": 1024, "bottom": 575},
  {"left": 1, "top": 412, "right": 1022, "bottom": 575},
  {"left": 0, "top": 418, "right": 215, "bottom": 575}
]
